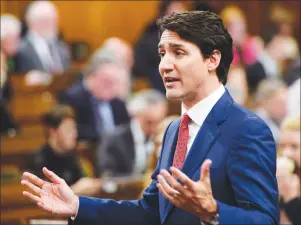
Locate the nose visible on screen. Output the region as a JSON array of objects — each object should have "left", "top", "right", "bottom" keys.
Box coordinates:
[{"left": 159, "top": 56, "right": 175, "bottom": 76}]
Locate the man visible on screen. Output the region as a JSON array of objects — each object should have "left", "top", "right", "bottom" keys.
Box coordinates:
[
  {"left": 14, "top": 1, "right": 70, "bottom": 74},
  {"left": 25, "top": 104, "right": 102, "bottom": 195},
  {"left": 98, "top": 90, "right": 167, "bottom": 177},
  {"left": 58, "top": 48, "right": 130, "bottom": 141},
  {"left": 254, "top": 78, "right": 288, "bottom": 143},
  {"left": 21, "top": 11, "right": 279, "bottom": 225}
]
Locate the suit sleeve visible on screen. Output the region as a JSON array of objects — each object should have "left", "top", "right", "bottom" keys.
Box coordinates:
[{"left": 217, "top": 118, "right": 280, "bottom": 224}]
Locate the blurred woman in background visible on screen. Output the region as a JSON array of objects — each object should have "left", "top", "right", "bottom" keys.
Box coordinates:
[{"left": 221, "top": 5, "right": 263, "bottom": 66}]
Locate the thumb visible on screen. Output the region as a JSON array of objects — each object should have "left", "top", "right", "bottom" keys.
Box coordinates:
[
  {"left": 43, "top": 167, "right": 64, "bottom": 184},
  {"left": 200, "top": 159, "right": 212, "bottom": 183}
]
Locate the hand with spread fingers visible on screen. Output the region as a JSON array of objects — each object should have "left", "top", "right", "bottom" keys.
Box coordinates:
[
  {"left": 157, "top": 159, "right": 217, "bottom": 222},
  {"left": 21, "top": 167, "right": 79, "bottom": 217}
]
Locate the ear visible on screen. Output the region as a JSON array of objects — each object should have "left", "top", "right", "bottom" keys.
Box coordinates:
[{"left": 207, "top": 50, "right": 221, "bottom": 72}]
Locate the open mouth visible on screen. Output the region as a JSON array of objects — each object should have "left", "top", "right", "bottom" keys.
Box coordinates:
[{"left": 164, "top": 77, "right": 180, "bottom": 84}]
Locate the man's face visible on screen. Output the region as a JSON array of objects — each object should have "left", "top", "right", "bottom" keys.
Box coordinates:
[
  {"left": 54, "top": 118, "right": 78, "bottom": 153},
  {"left": 279, "top": 129, "right": 300, "bottom": 168},
  {"left": 1, "top": 32, "right": 20, "bottom": 56},
  {"left": 90, "top": 64, "right": 121, "bottom": 101},
  {"left": 158, "top": 30, "right": 210, "bottom": 106},
  {"left": 32, "top": 12, "right": 58, "bottom": 40},
  {"left": 139, "top": 103, "right": 167, "bottom": 138}
]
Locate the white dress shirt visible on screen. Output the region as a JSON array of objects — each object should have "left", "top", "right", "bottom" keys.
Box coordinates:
[{"left": 182, "top": 85, "right": 225, "bottom": 156}]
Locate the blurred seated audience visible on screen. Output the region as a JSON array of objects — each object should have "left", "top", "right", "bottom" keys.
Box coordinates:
[
  {"left": 101, "top": 37, "right": 133, "bottom": 100},
  {"left": 143, "top": 115, "right": 178, "bottom": 189},
  {"left": 1, "top": 14, "right": 21, "bottom": 74},
  {"left": 277, "top": 116, "right": 301, "bottom": 225},
  {"left": 246, "top": 28, "right": 297, "bottom": 94},
  {"left": 0, "top": 50, "right": 18, "bottom": 135},
  {"left": 220, "top": 5, "right": 263, "bottom": 66},
  {"left": 253, "top": 78, "right": 288, "bottom": 143},
  {"left": 1, "top": 14, "right": 21, "bottom": 106},
  {"left": 225, "top": 65, "right": 248, "bottom": 106},
  {"left": 14, "top": 1, "right": 71, "bottom": 74},
  {"left": 24, "top": 104, "right": 102, "bottom": 195},
  {"left": 132, "top": 0, "right": 186, "bottom": 93},
  {"left": 97, "top": 89, "right": 167, "bottom": 177},
  {"left": 287, "top": 78, "right": 300, "bottom": 117},
  {"left": 58, "top": 48, "right": 130, "bottom": 142}
]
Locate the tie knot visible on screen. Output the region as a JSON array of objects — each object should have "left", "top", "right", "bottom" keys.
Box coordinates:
[{"left": 180, "top": 113, "right": 190, "bottom": 127}]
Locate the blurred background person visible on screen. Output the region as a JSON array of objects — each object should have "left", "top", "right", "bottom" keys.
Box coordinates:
[
  {"left": 0, "top": 14, "right": 21, "bottom": 135},
  {"left": 25, "top": 104, "right": 82, "bottom": 186},
  {"left": 277, "top": 116, "right": 300, "bottom": 225},
  {"left": 225, "top": 65, "right": 249, "bottom": 106},
  {"left": 246, "top": 28, "right": 298, "bottom": 94},
  {"left": 58, "top": 48, "right": 130, "bottom": 142},
  {"left": 0, "top": 52, "right": 18, "bottom": 135},
  {"left": 220, "top": 5, "right": 263, "bottom": 67},
  {"left": 253, "top": 78, "right": 288, "bottom": 143},
  {"left": 1, "top": 14, "right": 21, "bottom": 74},
  {"left": 102, "top": 37, "right": 134, "bottom": 100},
  {"left": 14, "top": 0, "right": 71, "bottom": 74},
  {"left": 24, "top": 104, "right": 102, "bottom": 196},
  {"left": 132, "top": 0, "right": 186, "bottom": 93},
  {"left": 97, "top": 90, "right": 167, "bottom": 177}
]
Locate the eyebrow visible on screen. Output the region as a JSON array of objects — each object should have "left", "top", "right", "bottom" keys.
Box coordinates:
[{"left": 158, "top": 43, "right": 186, "bottom": 49}]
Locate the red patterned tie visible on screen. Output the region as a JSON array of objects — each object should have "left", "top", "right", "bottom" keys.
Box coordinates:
[{"left": 172, "top": 113, "right": 191, "bottom": 169}]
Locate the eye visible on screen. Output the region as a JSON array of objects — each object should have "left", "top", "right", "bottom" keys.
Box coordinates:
[
  {"left": 158, "top": 51, "right": 165, "bottom": 58},
  {"left": 175, "top": 50, "right": 185, "bottom": 57}
]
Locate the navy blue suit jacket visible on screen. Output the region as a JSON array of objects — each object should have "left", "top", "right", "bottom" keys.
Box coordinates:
[{"left": 71, "top": 90, "right": 279, "bottom": 225}]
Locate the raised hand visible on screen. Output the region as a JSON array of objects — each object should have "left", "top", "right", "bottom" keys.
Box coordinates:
[
  {"left": 21, "top": 167, "right": 79, "bottom": 217},
  {"left": 157, "top": 159, "right": 217, "bottom": 222}
]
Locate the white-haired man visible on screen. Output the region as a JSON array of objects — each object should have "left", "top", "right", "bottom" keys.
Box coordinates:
[
  {"left": 1, "top": 14, "right": 21, "bottom": 58},
  {"left": 14, "top": 0, "right": 70, "bottom": 74},
  {"left": 97, "top": 89, "right": 168, "bottom": 177}
]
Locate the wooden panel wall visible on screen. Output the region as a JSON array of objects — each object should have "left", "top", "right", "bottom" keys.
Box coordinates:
[
  {"left": 1, "top": 1, "right": 300, "bottom": 51},
  {"left": 53, "top": 1, "right": 160, "bottom": 50}
]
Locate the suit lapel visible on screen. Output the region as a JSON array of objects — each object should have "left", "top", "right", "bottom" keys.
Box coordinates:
[
  {"left": 159, "top": 118, "right": 180, "bottom": 221},
  {"left": 26, "top": 36, "right": 48, "bottom": 72},
  {"left": 161, "top": 90, "right": 234, "bottom": 223}
]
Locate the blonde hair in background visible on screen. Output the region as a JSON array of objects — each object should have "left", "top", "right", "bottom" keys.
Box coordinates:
[
  {"left": 220, "top": 5, "right": 246, "bottom": 27},
  {"left": 281, "top": 116, "right": 300, "bottom": 132}
]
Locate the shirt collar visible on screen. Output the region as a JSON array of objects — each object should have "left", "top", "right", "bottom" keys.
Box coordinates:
[{"left": 181, "top": 85, "right": 225, "bottom": 126}]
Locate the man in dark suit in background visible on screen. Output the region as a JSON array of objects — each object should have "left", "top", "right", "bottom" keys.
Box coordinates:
[
  {"left": 21, "top": 11, "right": 279, "bottom": 225},
  {"left": 58, "top": 48, "right": 130, "bottom": 142},
  {"left": 98, "top": 89, "right": 167, "bottom": 177},
  {"left": 14, "top": 1, "right": 70, "bottom": 74}
]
